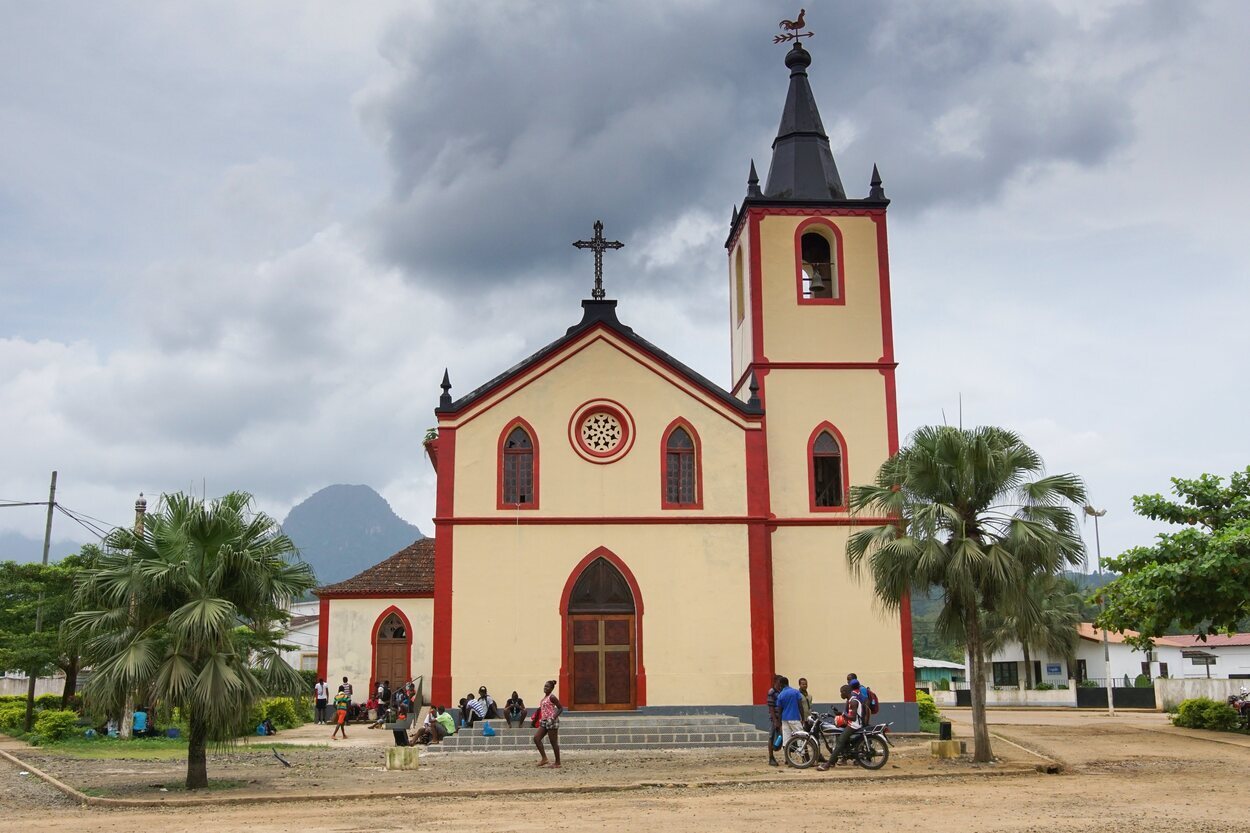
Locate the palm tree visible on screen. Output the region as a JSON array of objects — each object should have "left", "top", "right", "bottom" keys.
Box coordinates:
[
  {"left": 68, "top": 492, "right": 315, "bottom": 789},
  {"left": 846, "top": 426, "right": 1085, "bottom": 762},
  {"left": 984, "top": 574, "right": 1083, "bottom": 689}
]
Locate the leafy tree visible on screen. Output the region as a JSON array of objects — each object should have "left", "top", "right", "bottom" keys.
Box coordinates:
[
  {"left": 1097, "top": 468, "right": 1250, "bottom": 647},
  {"left": 983, "top": 573, "right": 1082, "bottom": 688},
  {"left": 68, "top": 492, "right": 314, "bottom": 789},
  {"left": 846, "top": 426, "right": 1085, "bottom": 762},
  {"left": 0, "top": 546, "right": 100, "bottom": 729}
]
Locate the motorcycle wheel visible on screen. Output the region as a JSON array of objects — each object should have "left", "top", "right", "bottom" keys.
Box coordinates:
[
  {"left": 784, "top": 735, "right": 820, "bottom": 769},
  {"left": 854, "top": 735, "right": 889, "bottom": 770}
]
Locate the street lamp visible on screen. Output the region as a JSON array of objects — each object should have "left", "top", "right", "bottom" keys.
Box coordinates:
[{"left": 1083, "top": 504, "right": 1114, "bottom": 716}]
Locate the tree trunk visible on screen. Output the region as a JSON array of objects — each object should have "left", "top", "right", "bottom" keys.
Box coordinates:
[
  {"left": 965, "top": 611, "right": 995, "bottom": 763},
  {"left": 60, "top": 656, "right": 79, "bottom": 709},
  {"left": 1023, "top": 644, "right": 1033, "bottom": 689},
  {"left": 186, "top": 711, "right": 209, "bottom": 790}
]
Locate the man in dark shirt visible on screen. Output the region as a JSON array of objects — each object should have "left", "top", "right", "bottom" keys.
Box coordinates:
[{"left": 766, "top": 674, "right": 783, "bottom": 767}]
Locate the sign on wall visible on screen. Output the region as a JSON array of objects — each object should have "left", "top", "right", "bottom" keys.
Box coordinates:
[{"left": 1046, "top": 663, "right": 1062, "bottom": 675}]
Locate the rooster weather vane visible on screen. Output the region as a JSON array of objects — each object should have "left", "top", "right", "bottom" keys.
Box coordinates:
[{"left": 774, "top": 9, "right": 813, "bottom": 45}]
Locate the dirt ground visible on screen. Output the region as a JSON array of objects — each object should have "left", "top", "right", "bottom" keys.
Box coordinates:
[{"left": 3, "top": 710, "right": 1249, "bottom": 832}]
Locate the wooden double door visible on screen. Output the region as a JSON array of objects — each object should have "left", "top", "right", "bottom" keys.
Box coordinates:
[
  {"left": 570, "top": 614, "right": 635, "bottom": 710},
  {"left": 566, "top": 556, "right": 637, "bottom": 710}
]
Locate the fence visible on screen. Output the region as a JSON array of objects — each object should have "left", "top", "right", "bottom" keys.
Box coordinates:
[
  {"left": 1155, "top": 678, "right": 1247, "bottom": 710},
  {"left": 935, "top": 680, "right": 1158, "bottom": 709},
  {"left": 0, "top": 675, "right": 66, "bottom": 698}
]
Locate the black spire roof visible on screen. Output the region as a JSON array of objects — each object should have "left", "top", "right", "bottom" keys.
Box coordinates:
[{"left": 762, "top": 43, "right": 846, "bottom": 201}]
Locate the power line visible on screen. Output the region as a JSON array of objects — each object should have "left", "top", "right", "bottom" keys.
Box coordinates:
[{"left": 53, "top": 505, "right": 113, "bottom": 541}]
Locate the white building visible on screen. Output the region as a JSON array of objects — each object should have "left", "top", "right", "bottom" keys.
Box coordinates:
[
  {"left": 279, "top": 598, "right": 321, "bottom": 675},
  {"left": 974, "top": 623, "right": 1187, "bottom": 686},
  {"left": 1161, "top": 633, "right": 1250, "bottom": 679}
]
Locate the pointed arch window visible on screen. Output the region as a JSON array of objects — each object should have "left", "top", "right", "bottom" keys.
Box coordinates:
[
  {"left": 794, "top": 219, "right": 845, "bottom": 304},
  {"left": 808, "top": 424, "right": 849, "bottom": 511},
  {"left": 499, "top": 419, "right": 539, "bottom": 509},
  {"left": 661, "top": 420, "right": 702, "bottom": 509}
]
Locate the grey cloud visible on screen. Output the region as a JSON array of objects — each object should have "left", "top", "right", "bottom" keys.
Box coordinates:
[{"left": 360, "top": 0, "right": 1182, "bottom": 290}]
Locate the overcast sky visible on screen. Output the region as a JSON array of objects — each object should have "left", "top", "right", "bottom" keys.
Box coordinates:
[{"left": 2, "top": 0, "right": 1247, "bottom": 566}]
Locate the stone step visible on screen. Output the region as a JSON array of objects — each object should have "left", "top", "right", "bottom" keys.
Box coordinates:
[{"left": 423, "top": 714, "right": 771, "bottom": 753}]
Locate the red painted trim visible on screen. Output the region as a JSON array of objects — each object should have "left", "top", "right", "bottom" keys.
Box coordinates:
[
  {"left": 874, "top": 212, "right": 910, "bottom": 699},
  {"left": 567, "top": 398, "right": 636, "bottom": 464},
  {"left": 316, "top": 596, "right": 329, "bottom": 682},
  {"left": 755, "top": 207, "right": 887, "bottom": 218},
  {"left": 659, "top": 417, "right": 704, "bottom": 510},
  {"left": 899, "top": 590, "right": 916, "bottom": 701},
  {"left": 557, "top": 547, "right": 646, "bottom": 708},
  {"left": 748, "top": 211, "right": 766, "bottom": 363},
  {"left": 431, "top": 426, "right": 456, "bottom": 707},
  {"left": 744, "top": 421, "right": 775, "bottom": 703},
  {"left": 431, "top": 514, "right": 894, "bottom": 526},
  {"left": 731, "top": 361, "right": 899, "bottom": 396},
  {"left": 873, "top": 213, "right": 896, "bottom": 365},
  {"left": 368, "top": 604, "right": 413, "bottom": 693},
  {"left": 806, "top": 422, "right": 851, "bottom": 513},
  {"left": 496, "top": 416, "right": 539, "bottom": 510},
  {"left": 793, "top": 217, "right": 847, "bottom": 306},
  {"left": 442, "top": 327, "right": 760, "bottom": 429},
  {"left": 315, "top": 591, "right": 434, "bottom": 600}
]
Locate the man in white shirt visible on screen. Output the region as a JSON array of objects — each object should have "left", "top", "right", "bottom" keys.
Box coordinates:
[{"left": 314, "top": 678, "right": 329, "bottom": 724}]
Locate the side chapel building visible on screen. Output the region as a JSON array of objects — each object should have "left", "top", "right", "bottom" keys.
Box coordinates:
[{"left": 316, "top": 42, "right": 916, "bottom": 724}]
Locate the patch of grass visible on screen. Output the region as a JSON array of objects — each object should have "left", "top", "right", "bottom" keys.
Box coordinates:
[
  {"left": 159, "top": 779, "right": 249, "bottom": 793},
  {"left": 48, "top": 736, "right": 189, "bottom": 760},
  {"left": 919, "top": 716, "right": 941, "bottom": 734}
]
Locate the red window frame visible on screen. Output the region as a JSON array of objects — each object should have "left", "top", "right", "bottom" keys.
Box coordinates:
[
  {"left": 794, "top": 217, "right": 846, "bottom": 306},
  {"left": 497, "top": 417, "right": 539, "bottom": 509},
  {"left": 807, "top": 422, "right": 849, "bottom": 512},
  {"left": 660, "top": 418, "right": 703, "bottom": 509}
]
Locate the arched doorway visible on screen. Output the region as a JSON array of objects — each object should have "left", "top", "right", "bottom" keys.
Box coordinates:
[
  {"left": 372, "top": 608, "right": 411, "bottom": 690},
  {"left": 565, "top": 556, "right": 638, "bottom": 710}
]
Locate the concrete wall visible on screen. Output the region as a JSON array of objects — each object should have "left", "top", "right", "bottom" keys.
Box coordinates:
[
  {"left": 0, "top": 675, "right": 67, "bottom": 697},
  {"left": 1156, "top": 677, "right": 1249, "bottom": 710},
  {"left": 932, "top": 682, "right": 1078, "bottom": 708},
  {"left": 323, "top": 598, "right": 434, "bottom": 697}
]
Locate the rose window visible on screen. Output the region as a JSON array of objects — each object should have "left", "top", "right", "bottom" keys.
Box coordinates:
[{"left": 580, "top": 412, "right": 623, "bottom": 453}]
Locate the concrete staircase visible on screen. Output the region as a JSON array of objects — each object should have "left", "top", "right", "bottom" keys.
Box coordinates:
[{"left": 423, "top": 713, "right": 769, "bottom": 753}]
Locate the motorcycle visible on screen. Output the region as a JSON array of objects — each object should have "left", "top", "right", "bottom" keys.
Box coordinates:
[
  {"left": 784, "top": 709, "right": 892, "bottom": 770},
  {"left": 1226, "top": 687, "right": 1250, "bottom": 728}
]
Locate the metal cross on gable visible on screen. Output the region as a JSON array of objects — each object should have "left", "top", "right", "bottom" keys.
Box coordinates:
[{"left": 572, "top": 220, "right": 624, "bottom": 301}]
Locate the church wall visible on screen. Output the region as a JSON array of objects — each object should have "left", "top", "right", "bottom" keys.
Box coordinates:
[
  {"left": 756, "top": 214, "right": 884, "bottom": 364},
  {"left": 446, "top": 523, "right": 754, "bottom": 707},
  {"left": 763, "top": 368, "right": 890, "bottom": 518},
  {"left": 728, "top": 237, "right": 754, "bottom": 394},
  {"left": 324, "top": 597, "right": 434, "bottom": 696},
  {"left": 450, "top": 338, "right": 751, "bottom": 518},
  {"left": 770, "top": 525, "right": 906, "bottom": 703}
]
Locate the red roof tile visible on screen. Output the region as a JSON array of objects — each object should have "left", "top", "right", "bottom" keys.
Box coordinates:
[
  {"left": 1159, "top": 633, "right": 1250, "bottom": 649},
  {"left": 314, "top": 538, "right": 434, "bottom": 598}
]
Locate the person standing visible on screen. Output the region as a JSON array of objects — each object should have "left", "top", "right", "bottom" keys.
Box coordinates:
[
  {"left": 533, "top": 679, "right": 563, "bottom": 768},
  {"left": 341, "top": 676, "right": 353, "bottom": 703},
  {"left": 314, "top": 678, "right": 329, "bottom": 724},
  {"left": 775, "top": 677, "right": 803, "bottom": 762},
  {"left": 766, "top": 674, "right": 783, "bottom": 767},
  {"left": 797, "top": 677, "right": 814, "bottom": 722},
  {"left": 331, "top": 685, "right": 350, "bottom": 739}
]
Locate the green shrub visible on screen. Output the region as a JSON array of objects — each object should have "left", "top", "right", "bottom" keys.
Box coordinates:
[
  {"left": 934, "top": 678, "right": 951, "bottom": 691},
  {"left": 915, "top": 690, "right": 939, "bottom": 723},
  {"left": 1173, "top": 697, "right": 1241, "bottom": 732},
  {"left": 0, "top": 703, "right": 28, "bottom": 733},
  {"left": 1034, "top": 682, "right": 1055, "bottom": 691},
  {"left": 34, "top": 693, "right": 63, "bottom": 710},
  {"left": 33, "top": 709, "right": 80, "bottom": 742},
  {"left": 1134, "top": 674, "right": 1152, "bottom": 688},
  {"left": 248, "top": 696, "right": 306, "bottom": 731},
  {"left": 1077, "top": 679, "right": 1099, "bottom": 688},
  {"left": 297, "top": 669, "right": 319, "bottom": 693}
]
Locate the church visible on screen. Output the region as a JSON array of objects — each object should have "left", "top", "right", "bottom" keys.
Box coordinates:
[{"left": 316, "top": 39, "right": 917, "bottom": 728}]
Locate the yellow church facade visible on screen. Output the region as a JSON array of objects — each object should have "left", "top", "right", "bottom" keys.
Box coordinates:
[{"left": 317, "top": 41, "right": 916, "bottom": 726}]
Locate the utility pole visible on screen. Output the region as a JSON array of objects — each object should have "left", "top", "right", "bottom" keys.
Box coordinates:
[
  {"left": 1084, "top": 504, "right": 1114, "bottom": 716},
  {"left": 23, "top": 471, "right": 57, "bottom": 732},
  {"left": 119, "top": 493, "right": 146, "bottom": 740}
]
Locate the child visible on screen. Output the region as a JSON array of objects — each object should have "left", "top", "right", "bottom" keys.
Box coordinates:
[{"left": 331, "top": 685, "right": 350, "bottom": 739}]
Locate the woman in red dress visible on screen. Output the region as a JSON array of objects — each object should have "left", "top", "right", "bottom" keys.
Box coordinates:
[{"left": 533, "top": 679, "right": 564, "bottom": 768}]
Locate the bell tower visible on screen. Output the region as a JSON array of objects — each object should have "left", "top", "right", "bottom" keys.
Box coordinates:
[{"left": 726, "top": 39, "right": 913, "bottom": 702}]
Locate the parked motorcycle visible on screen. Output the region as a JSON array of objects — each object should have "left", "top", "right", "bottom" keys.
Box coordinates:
[
  {"left": 1226, "top": 687, "right": 1250, "bottom": 728},
  {"left": 784, "top": 709, "right": 892, "bottom": 770}
]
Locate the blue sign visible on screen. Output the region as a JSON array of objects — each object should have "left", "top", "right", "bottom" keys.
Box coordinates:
[{"left": 1046, "top": 664, "right": 1062, "bottom": 674}]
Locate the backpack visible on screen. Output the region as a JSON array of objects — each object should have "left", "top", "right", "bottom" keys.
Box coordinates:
[{"left": 859, "top": 686, "right": 880, "bottom": 715}]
